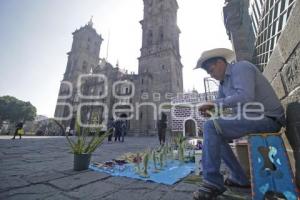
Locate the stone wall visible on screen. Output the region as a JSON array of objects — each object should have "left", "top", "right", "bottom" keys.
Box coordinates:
[
  {"left": 263, "top": 0, "right": 300, "bottom": 173},
  {"left": 170, "top": 92, "right": 217, "bottom": 135},
  {"left": 223, "top": 0, "right": 255, "bottom": 61}
]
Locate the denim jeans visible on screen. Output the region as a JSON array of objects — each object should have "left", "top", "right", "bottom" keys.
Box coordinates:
[{"left": 202, "top": 116, "right": 282, "bottom": 190}]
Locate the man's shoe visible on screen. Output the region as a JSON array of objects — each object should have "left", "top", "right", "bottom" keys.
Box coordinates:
[
  {"left": 193, "top": 183, "right": 226, "bottom": 200},
  {"left": 224, "top": 178, "right": 251, "bottom": 188}
]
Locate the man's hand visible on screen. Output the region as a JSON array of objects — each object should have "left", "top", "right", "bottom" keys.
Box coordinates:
[{"left": 198, "top": 102, "right": 215, "bottom": 117}]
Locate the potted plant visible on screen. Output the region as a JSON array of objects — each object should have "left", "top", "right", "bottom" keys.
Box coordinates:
[{"left": 66, "top": 121, "right": 112, "bottom": 171}]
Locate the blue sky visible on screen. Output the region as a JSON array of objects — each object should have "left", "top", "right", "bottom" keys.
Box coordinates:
[{"left": 0, "top": 0, "right": 231, "bottom": 117}]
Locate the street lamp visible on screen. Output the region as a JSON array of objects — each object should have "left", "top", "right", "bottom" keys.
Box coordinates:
[{"left": 203, "top": 77, "right": 219, "bottom": 101}]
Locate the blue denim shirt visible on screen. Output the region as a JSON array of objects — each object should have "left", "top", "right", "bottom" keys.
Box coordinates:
[{"left": 214, "top": 61, "right": 285, "bottom": 124}]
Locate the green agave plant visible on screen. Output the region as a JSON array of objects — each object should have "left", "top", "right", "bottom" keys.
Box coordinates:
[
  {"left": 175, "top": 134, "right": 186, "bottom": 162},
  {"left": 134, "top": 152, "right": 142, "bottom": 173},
  {"left": 152, "top": 149, "right": 159, "bottom": 172},
  {"left": 141, "top": 150, "right": 150, "bottom": 178},
  {"left": 66, "top": 121, "right": 112, "bottom": 154}
]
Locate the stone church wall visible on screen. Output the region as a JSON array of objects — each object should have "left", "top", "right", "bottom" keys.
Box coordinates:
[{"left": 263, "top": 0, "right": 300, "bottom": 171}]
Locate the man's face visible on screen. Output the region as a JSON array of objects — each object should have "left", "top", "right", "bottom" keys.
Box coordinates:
[{"left": 206, "top": 59, "right": 226, "bottom": 81}]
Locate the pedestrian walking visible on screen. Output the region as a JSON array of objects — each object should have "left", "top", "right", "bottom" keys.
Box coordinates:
[
  {"left": 107, "top": 118, "right": 114, "bottom": 143},
  {"left": 157, "top": 112, "right": 167, "bottom": 145},
  {"left": 12, "top": 122, "right": 24, "bottom": 139},
  {"left": 114, "top": 119, "right": 122, "bottom": 142}
]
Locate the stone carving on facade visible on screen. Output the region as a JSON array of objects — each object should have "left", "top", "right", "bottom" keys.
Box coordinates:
[
  {"left": 223, "top": 0, "right": 244, "bottom": 39},
  {"left": 282, "top": 45, "right": 300, "bottom": 93}
]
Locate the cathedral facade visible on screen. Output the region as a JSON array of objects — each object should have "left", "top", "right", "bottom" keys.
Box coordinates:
[{"left": 54, "top": 0, "right": 183, "bottom": 136}]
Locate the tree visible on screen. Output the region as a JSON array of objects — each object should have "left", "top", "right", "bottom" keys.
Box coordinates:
[{"left": 0, "top": 96, "right": 37, "bottom": 124}]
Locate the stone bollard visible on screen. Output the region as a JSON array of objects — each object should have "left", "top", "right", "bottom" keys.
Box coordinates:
[{"left": 286, "top": 102, "right": 300, "bottom": 188}]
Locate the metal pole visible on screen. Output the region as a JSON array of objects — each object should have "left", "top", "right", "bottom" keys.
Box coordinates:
[{"left": 204, "top": 78, "right": 208, "bottom": 101}]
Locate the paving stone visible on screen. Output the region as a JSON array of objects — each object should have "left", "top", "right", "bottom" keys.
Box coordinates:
[
  {"left": 43, "top": 193, "right": 74, "bottom": 200},
  {"left": 23, "top": 171, "right": 68, "bottom": 184},
  {"left": 67, "top": 180, "right": 116, "bottom": 199},
  {"left": 0, "top": 167, "right": 37, "bottom": 178},
  {"left": 148, "top": 182, "right": 173, "bottom": 192},
  {"left": 173, "top": 182, "right": 199, "bottom": 192},
  {"left": 121, "top": 179, "right": 160, "bottom": 190},
  {"left": 0, "top": 177, "right": 30, "bottom": 192},
  {"left": 56, "top": 169, "right": 86, "bottom": 176},
  {"left": 103, "top": 188, "right": 151, "bottom": 200},
  {"left": 49, "top": 171, "right": 110, "bottom": 190},
  {"left": 0, "top": 136, "right": 252, "bottom": 199},
  {"left": 142, "top": 190, "right": 168, "bottom": 200},
  {"left": 104, "top": 176, "right": 137, "bottom": 186},
  {"left": 160, "top": 191, "right": 193, "bottom": 200},
  {"left": 0, "top": 184, "right": 60, "bottom": 200}
]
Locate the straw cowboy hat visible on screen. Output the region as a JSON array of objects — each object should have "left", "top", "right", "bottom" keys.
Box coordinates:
[{"left": 194, "top": 48, "right": 235, "bottom": 70}]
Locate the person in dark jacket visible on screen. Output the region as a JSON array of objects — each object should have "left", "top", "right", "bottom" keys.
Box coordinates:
[
  {"left": 157, "top": 112, "right": 167, "bottom": 145},
  {"left": 114, "top": 119, "right": 122, "bottom": 142},
  {"left": 120, "top": 119, "right": 127, "bottom": 142},
  {"left": 107, "top": 118, "right": 114, "bottom": 143},
  {"left": 12, "top": 122, "right": 24, "bottom": 139},
  {"left": 120, "top": 114, "right": 128, "bottom": 142}
]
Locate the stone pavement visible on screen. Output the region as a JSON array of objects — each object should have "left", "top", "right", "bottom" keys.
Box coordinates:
[{"left": 0, "top": 136, "right": 251, "bottom": 200}]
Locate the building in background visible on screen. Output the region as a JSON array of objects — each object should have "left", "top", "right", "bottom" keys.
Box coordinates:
[
  {"left": 171, "top": 90, "right": 218, "bottom": 137},
  {"left": 249, "top": 0, "right": 296, "bottom": 69},
  {"left": 54, "top": 0, "right": 183, "bottom": 136}
]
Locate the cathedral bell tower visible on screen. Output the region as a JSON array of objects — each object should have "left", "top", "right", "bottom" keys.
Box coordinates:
[
  {"left": 54, "top": 18, "right": 103, "bottom": 129},
  {"left": 137, "top": 0, "right": 183, "bottom": 135}
]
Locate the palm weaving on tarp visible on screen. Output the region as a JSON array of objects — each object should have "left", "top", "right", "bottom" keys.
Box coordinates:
[{"left": 89, "top": 160, "right": 195, "bottom": 185}]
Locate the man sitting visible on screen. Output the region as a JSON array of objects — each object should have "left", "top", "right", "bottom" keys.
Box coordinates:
[{"left": 193, "top": 48, "right": 285, "bottom": 200}]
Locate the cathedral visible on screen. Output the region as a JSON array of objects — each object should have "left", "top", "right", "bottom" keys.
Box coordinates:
[{"left": 54, "top": 0, "right": 183, "bottom": 136}]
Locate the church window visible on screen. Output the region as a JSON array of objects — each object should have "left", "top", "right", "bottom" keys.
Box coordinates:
[
  {"left": 159, "top": 26, "right": 164, "bottom": 42},
  {"left": 88, "top": 37, "right": 90, "bottom": 42},
  {"left": 82, "top": 61, "right": 88, "bottom": 73},
  {"left": 142, "top": 79, "right": 144, "bottom": 84},
  {"left": 162, "top": 65, "right": 165, "bottom": 70},
  {"left": 147, "top": 30, "right": 153, "bottom": 45},
  {"left": 140, "top": 112, "right": 143, "bottom": 120}
]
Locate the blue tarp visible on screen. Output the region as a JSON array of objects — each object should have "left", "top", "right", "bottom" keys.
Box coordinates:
[{"left": 89, "top": 160, "right": 195, "bottom": 185}]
